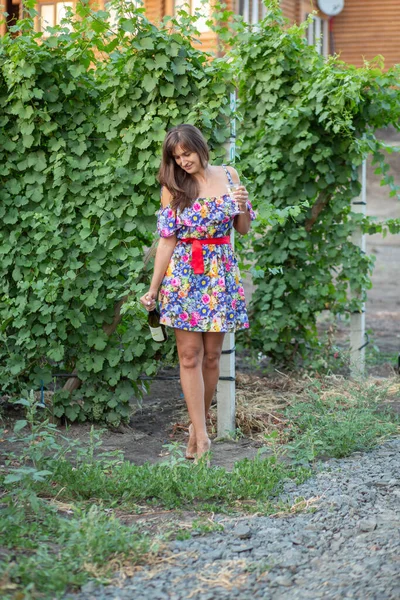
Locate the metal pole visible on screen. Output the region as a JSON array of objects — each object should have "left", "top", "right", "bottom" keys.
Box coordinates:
[
  {"left": 216, "top": 91, "right": 236, "bottom": 438},
  {"left": 350, "top": 159, "right": 367, "bottom": 377}
]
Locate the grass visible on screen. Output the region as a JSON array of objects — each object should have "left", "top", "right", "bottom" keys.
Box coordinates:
[
  {"left": 1, "top": 376, "right": 399, "bottom": 599},
  {"left": 0, "top": 503, "right": 153, "bottom": 597},
  {"left": 282, "top": 377, "right": 399, "bottom": 461},
  {"left": 47, "top": 446, "right": 308, "bottom": 509},
  {"left": 365, "top": 344, "right": 399, "bottom": 369}
]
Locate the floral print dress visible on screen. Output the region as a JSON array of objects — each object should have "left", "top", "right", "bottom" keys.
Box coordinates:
[{"left": 157, "top": 167, "right": 256, "bottom": 333}]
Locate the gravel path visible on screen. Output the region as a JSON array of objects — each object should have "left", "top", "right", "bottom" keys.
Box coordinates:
[{"left": 67, "top": 438, "right": 400, "bottom": 600}]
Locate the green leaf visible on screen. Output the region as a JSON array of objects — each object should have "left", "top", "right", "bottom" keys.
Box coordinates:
[
  {"left": 88, "top": 331, "right": 108, "bottom": 351},
  {"left": 160, "top": 83, "right": 175, "bottom": 98},
  {"left": 121, "top": 19, "right": 135, "bottom": 32},
  {"left": 91, "top": 19, "right": 108, "bottom": 34},
  {"left": 48, "top": 346, "right": 64, "bottom": 362},
  {"left": 139, "top": 37, "right": 154, "bottom": 50},
  {"left": 4, "top": 473, "right": 24, "bottom": 484},
  {"left": 106, "top": 348, "right": 121, "bottom": 367},
  {"left": 14, "top": 420, "right": 28, "bottom": 432},
  {"left": 22, "top": 134, "right": 35, "bottom": 148},
  {"left": 154, "top": 54, "right": 170, "bottom": 69},
  {"left": 32, "top": 470, "right": 52, "bottom": 481},
  {"left": 65, "top": 405, "right": 79, "bottom": 421},
  {"left": 85, "top": 294, "right": 98, "bottom": 307},
  {"left": 143, "top": 74, "right": 157, "bottom": 92}
]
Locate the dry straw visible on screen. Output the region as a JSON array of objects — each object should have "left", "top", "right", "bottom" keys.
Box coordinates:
[{"left": 206, "top": 372, "right": 400, "bottom": 441}]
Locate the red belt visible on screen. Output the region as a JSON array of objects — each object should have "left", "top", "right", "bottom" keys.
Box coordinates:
[{"left": 180, "top": 236, "right": 231, "bottom": 274}]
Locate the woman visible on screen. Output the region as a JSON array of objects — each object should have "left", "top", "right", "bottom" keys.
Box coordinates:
[{"left": 140, "top": 124, "right": 255, "bottom": 462}]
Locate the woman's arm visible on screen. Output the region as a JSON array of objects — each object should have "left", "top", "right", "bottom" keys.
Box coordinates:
[
  {"left": 148, "top": 235, "right": 176, "bottom": 293},
  {"left": 140, "top": 188, "right": 177, "bottom": 311},
  {"left": 226, "top": 166, "right": 252, "bottom": 235}
]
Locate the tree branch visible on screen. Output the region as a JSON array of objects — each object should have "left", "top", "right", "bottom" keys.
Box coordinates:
[{"left": 304, "top": 193, "right": 330, "bottom": 232}]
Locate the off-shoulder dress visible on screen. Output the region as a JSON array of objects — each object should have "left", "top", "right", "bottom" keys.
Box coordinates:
[{"left": 156, "top": 166, "right": 255, "bottom": 333}]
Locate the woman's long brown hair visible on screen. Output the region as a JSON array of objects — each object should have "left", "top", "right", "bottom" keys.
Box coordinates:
[{"left": 158, "top": 124, "right": 209, "bottom": 211}]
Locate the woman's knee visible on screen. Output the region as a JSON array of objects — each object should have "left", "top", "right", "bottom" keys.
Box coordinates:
[
  {"left": 180, "top": 347, "right": 203, "bottom": 370},
  {"left": 203, "top": 351, "right": 221, "bottom": 370}
]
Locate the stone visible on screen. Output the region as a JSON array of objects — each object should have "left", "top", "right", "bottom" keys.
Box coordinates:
[
  {"left": 358, "top": 518, "right": 377, "bottom": 532},
  {"left": 234, "top": 525, "right": 252, "bottom": 539},
  {"left": 232, "top": 544, "right": 253, "bottom": 553},
  {"left": 208, "top": 549, "right": 224, "bottom": 561},
  {"left": 80, "top": 581, "right": 98, "bottom": 594},
  {"left": 274, "top": 575, "right": 293, "bottom": 587},
  {"left": 276, "top": 549, "right": 307, "bottom": 568},
  {"left": 291, "top": 535, "right": 304, "bottom": 545},
  {"left": 258, "top": 527, "right": 282, "bottom": 537},
  {"left": 331, "top": 540, "right": 343, "bottom": 553}
]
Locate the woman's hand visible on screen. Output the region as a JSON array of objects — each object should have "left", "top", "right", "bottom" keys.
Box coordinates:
[
  {"left": 140, "top": 289, "right": 158, "bottom": 312},
  {"left": 232, "top": 185, "right": 249, "bottom": 213},
  {"left": 232, "top": 186, "right": 252, "bottom": 235}
]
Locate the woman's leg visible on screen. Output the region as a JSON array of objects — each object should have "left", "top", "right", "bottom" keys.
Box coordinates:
[
  {"left": 202, "top": 332, "right": 225, "bottom": 417},
  {"left": 174, "top": 330, "right": 209, "bottom": 457}
]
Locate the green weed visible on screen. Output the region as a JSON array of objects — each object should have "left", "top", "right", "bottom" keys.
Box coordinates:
[
  {"left": 365, "top": 344, "right": 398, "bottom": 368},
  {"left": 0, "top": 502, "right": 153, "bottom": 599},
  {"left": 46, "top": 449, "right": 309, "bottom": 510},
  {"left": 191, "top": 518, "right": 225, "bottom": 535},
  {"left": 283, "top": 380, "right": 399, "bottom": 462}
]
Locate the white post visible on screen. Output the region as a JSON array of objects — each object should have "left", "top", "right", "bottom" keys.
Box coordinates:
[
  {"left": 242, "top": 0, "right": 249, "bottom": 23},
  {"left": 216, "top": 91, "right": 236, "bottom": 438},
  {"left": 217, "top": 331, "right": 236, "bottom": 437},
  {"left": 251, "top": 0, "right": 259, "bottom": 24},
  {"left": 350, "top": 159, "right": 367, "bottom": 377}
]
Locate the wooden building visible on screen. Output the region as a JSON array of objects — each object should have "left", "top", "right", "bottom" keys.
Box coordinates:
[
  {"left": 280, "top": 0, "right": 400, "bottom": 67},
  {"left": 1, "top": 1, "right": 399, "bottom": 68}
]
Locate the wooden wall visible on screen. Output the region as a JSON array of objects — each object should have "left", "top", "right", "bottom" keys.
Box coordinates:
[
  {"left": 279, "top": 0, "right": 400, "bottom": 68},
  {"left": 280, "top": 0, "right": 299, "bottom": 23},
  {"left": 332, "top": 0, "right": 400, "bottom": 68},
  {"left": 144, "top": 0, "right": 164, "bottom": 23}
]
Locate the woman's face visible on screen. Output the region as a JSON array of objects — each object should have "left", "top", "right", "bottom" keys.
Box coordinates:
[{"left": 173, "top": 144, "right": 202, "bottom": 174}]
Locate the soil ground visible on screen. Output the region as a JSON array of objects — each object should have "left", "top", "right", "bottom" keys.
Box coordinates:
[{"left": 1, "top": 134, "right": 399, "bottom": 469}]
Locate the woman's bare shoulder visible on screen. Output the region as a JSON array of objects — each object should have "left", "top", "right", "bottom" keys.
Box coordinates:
[
  {"left": 224, "top": 165, "right": 240, "bottom": 184},
  {"left": 160, "top": 186, "right": 173, "bottom": 208}
]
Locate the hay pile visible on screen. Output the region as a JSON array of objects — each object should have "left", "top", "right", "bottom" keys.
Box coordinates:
[{"left": 207, "top": 373, "right": 400, "bottom": 441}]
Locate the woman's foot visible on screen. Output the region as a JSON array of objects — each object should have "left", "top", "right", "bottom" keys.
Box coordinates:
[
  {"left": 185, "top": 423, "right": 197, "bottom": 460},
  {"left": 194, "top": 438, "right": 211, "bottom": 466}
]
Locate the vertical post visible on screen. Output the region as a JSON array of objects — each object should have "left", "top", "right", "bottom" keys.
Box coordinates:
[
  {"left": 216, "top": 91, "right": 236, "bottom": 438},
  {"left": 350, "top": 159, "right": 367, "bottom": 377},
  {"left": 251, "top": 0, "right": 259, "bottom": 24},
  {"left": 242, "top": 0, "right": 249, "bottom": 23},
  {"left": 314, "top": 16, "right": 322, "bottom": 55}
]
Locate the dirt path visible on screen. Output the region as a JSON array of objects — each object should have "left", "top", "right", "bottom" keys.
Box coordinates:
[{"left": 59, "top": 375, "right": 261, "bottom": 469}]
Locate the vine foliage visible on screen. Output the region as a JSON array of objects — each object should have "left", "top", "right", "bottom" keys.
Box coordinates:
[
  {"left": 1, "top": 1, "right": 400, "bottom": 424},
  {"left": 0, "top": 1, "right": 232, "bottom": 424},
  {"left": 234, "top": 5, "right": 400, "bottom": 367}
]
